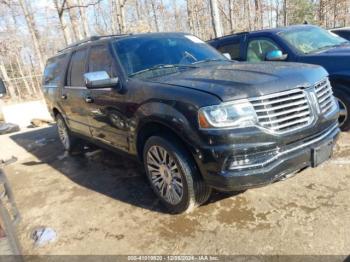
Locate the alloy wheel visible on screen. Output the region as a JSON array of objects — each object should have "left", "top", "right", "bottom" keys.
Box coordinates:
[
  {"left": 57, "top": 117, "right": 70, "bottom": 150},
  {"left": 337, "top": 97, "right": 348, "bottom": 127},
  {"left": 146, "top": 145, "right": 184, "bottom": 205}
]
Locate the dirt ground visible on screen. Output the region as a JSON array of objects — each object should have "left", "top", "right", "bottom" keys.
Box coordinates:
[{"left": 0, "top": 125, "right": 350, "bottom": 256}]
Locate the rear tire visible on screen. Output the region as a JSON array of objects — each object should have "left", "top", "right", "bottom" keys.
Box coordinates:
[
  {"left": 56, "top": 114, "right": 76, "bottom": 152},
  {"left": 143, "top": 135, "right": 211, "bottom": 214},
  {"left": 333, "top": 87, "right": 350, "bottom": 131}
]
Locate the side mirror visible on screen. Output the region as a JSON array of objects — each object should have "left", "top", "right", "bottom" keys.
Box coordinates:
[
  {"left": 0, "top": 78, "right": 7, "bottom": 98},
  {"left": 223, "top": 53, "right": 232, "bottom": 60},
  {"left": 265, "top": 50, "right": 288, "bottom": 61},
  {"left": 84, "top": 71, "right": 120, "bottom": 90}
]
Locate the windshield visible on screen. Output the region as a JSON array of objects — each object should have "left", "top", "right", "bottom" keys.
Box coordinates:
[
  {"left": 280, "top": 26, "right": 349, "bottom": 54},
  {"left": 112, "top": 35, "right": 227, "bottom": 78}
]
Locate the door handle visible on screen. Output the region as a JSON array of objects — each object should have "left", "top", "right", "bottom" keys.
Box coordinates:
[
  {"left": 85, "top": 96, "right": 94, "bottom": 103},
  {"left": 61, "top": 94, "right": 67, "bottom": 100}
]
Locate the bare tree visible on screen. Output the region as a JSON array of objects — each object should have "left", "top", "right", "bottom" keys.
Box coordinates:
[
  {"left": 117, "top": 0, "right": 127, "bottom": 33},
  {"left": 187, "top": 0, "right": 194, "bottom": 33},
  {"left": 53, "top": 0, "right": 72, "bottom": 45},
  {"left": 66, "top": 0, "right": 83, "bottom": 41},
  {"left": 78, "top": 0, "right": 90, "bottom": 37},
  {"left": 18, "top": 0, "right": 45, "bottom": 71},
  {"left": 283, "top": 0, "right": 288, "bottom": 26},
  {"left": 210, "top": 0, "right": 223, "bottom": 37},
  {"left": 150, "top": 0, "right": 160, "bottom": 32}
]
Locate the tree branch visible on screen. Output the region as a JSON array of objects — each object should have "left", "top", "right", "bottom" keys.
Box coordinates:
[{"left": 63, "top": 0, "right": 103, "bottom": 11}]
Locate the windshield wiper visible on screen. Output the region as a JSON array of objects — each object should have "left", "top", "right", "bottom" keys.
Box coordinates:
[
  {"left": 309, "top": 44, "right": 344, "bottom": 53},
  {"left": 193, "top": 58, "right": 227, "bottom": 64},
  {"left": 129, "top": 64, "right": 197, "bottom": 77}
]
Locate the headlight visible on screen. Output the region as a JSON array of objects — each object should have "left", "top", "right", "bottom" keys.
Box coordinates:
[{"left": 198, "top": 100, "right": 258, "bottom": 129}]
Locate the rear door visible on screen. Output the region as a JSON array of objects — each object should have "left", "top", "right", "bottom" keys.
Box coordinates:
[
  {"left": 42, "top": 54, "right": 68, "bottom": 114},
  {"left": 61, "top": 47, "right": 91, "bottom": 136}
]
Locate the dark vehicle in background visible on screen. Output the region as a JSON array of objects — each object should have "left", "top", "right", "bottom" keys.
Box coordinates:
[
  {"left": 42, "top": 33, "right": 339, "bottom": 213},
  {"left": 331, "top": 27, "right": 350, "bottom": 41},
  {"left": 208, "top": 25, "right": 350, "bottom": 130},
  {"left": 0, "top": 79, "right": 6, "bottom": 99}
]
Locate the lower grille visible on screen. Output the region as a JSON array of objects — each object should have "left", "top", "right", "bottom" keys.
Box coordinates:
[
  {"left": 251, "top": 89, "right": 312, "bottom": 133},
  {"left": 315, "top": 79, "right": 335, "bottom": 115}
]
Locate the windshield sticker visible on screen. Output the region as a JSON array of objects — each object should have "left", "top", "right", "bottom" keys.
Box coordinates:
[{"left": 185, "top": 35, "right": 205, "bottom": 44}]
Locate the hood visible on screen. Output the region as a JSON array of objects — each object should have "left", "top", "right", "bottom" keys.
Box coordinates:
[
  {"left": 298, "top": 45, "right": 350, "bottom": 75},
  {"left": 149, "top": 62, "right": 328, "bottom": 102},
  {"left": 316, "top": 45, "right": 350, "bottom": 55}
]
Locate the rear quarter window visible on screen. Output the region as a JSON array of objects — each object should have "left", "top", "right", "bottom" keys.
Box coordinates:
[
  {"left": 218, "top": 42, "right": 241, "bottom": 60},
  {"left": 43, "top": 54, "right": 67, "bottom": 86}
]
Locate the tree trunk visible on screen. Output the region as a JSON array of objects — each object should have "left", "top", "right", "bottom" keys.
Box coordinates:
[
  {"left": 77, "top": 0, "right": 90, "bottom": 37},
  {"left": 53, "top": 0, "right": 72, "bottom": 45},
  {"left": 135, "top": 0, "right": 141, "bottom": 20},
  {"left": 66, "top": 0, "right": 83, "bottom": 41},
  {"left": 333, "top": 0, "right": 338, "bottom": 28},
  {"left": 187, "top": 0, "right": 194, "bottom": 33},
  {"left": 254, "top": 0, "right": 260, "bottom": 29},
  {"left": 18, "top": 0, "right": 45, "bottom": 72},
  {"left": 150, "top": 0, "right": 160, "bottom": 32},
  {"left": 210, "top": 0, "right": 223, "bottom": 38},
  {"left": 283, "top": 0, "right": 287, "bottom": 26},
  {"left": 110, "top": 0, "right": 118, "bottom": 33},
  {"left": 173, "top": 1, "right": 180, "bottom": 31},
  {"left": 15, "top": 55, "right": 32, "bottom": 97},
  {"left": 228, "top": 0, "right": 234, "bottom": 33},
  {"left": 112, "top": 0, "right": 126, "bottom": 33}
]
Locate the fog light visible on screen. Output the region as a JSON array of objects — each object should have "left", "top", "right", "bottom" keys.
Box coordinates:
[
  {"left": 226, "top": 149, "right": 278, "bottom": 170},
  {"left": 230, "top": 156, "right": 250, "bottom": 167}
]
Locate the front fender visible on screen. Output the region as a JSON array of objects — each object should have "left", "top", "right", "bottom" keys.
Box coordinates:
[
  {"left": 131, "top": 101, "right": 202, "bottom": 155},
  {"left": 329, "top": 72, "right": 350, "bottom": 88}
]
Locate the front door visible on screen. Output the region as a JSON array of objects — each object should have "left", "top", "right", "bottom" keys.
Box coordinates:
[
  {"left": 245, "top": 38, "right": 283, "bottom": 62},
  {"left": 84, "top": 44, "right": 129, "bottom": 151}
]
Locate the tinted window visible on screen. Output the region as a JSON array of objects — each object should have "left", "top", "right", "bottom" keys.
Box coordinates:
[
  {"left": 332, "top": 31, "right": 350, "bottom": 41},
  {"left": 68, "top": 49, "right": 88, "bottom": 86},
  {"left": 43, "top": 54, "right": 67, "bottom": 86},
  {"left": 218, "top": 42, "right": 241, "bottom": 60},
  {"left": 88, "top": 45, "right": 117, "bottom": 77},
  {"left": 113, "top": 35, "right": 226, "bottom": 77},
  {"left": 247, "top": 39, "right": 280, "bottom": 62}
]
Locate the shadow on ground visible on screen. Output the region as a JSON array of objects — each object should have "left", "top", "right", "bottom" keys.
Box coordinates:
[{"left": 9, "top": 126, "right": 235, "bottom": 214}]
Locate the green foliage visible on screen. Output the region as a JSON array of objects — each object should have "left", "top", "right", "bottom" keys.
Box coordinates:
[{"left": 287, "top": 0, "right": 316, "bottom": 25}]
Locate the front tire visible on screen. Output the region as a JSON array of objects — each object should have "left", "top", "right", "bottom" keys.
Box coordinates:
[
  {"left": 143, "top": 135, "right": 211, "bottom": 214},
  {"left": 333, "top": 87, "right": 350, "bottom": 131}
]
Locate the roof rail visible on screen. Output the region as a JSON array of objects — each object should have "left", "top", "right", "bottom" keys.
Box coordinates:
[
  {"left": 58, "top": 34, "right": 130, "bottom": 53},
  {"left": 209, "top": 31, "right": 248, "bottom": 42}
]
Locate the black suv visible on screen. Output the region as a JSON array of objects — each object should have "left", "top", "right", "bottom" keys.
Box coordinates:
[{"left": 43, "top": 33, "right": 339, "bottom": 213}]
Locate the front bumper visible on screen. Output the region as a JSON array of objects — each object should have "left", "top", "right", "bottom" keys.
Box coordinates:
[{"left": 200, "top": 123, "right": 340, "bottom": 191}]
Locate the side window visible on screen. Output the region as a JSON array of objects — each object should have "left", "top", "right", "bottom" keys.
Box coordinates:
[
  {"left": 247, "top": 39, "right": 280, "bottom": 62},
  {"left": 88, "top": 45, "right": 117, "bottom": 77},
  {"left": 43, "top": 54, "right": 67, "bottom": 86},
  {"left": 218, "top": 42, "right": 241, "bottom": 60},
  {"left": 68, "top": 49, "right": 88, "bottom": 86}
]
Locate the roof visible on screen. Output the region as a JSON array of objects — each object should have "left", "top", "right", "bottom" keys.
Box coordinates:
[
  {"left": 209, "top": 24, "right": 319, "bottom": 41},
  {"left": 331, "top": 27, "right": 350, "bottom": 31},
  {"left": 58, "top": 32, "right": 190, "bottom": 54}
]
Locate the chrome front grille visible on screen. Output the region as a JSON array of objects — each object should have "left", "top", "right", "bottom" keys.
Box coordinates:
[
  {"left": 251, "top": 89, "right": 312, "bottom": 133},
  {"left": 315, "top": 79, "right": 335, "bottom": 115}
]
